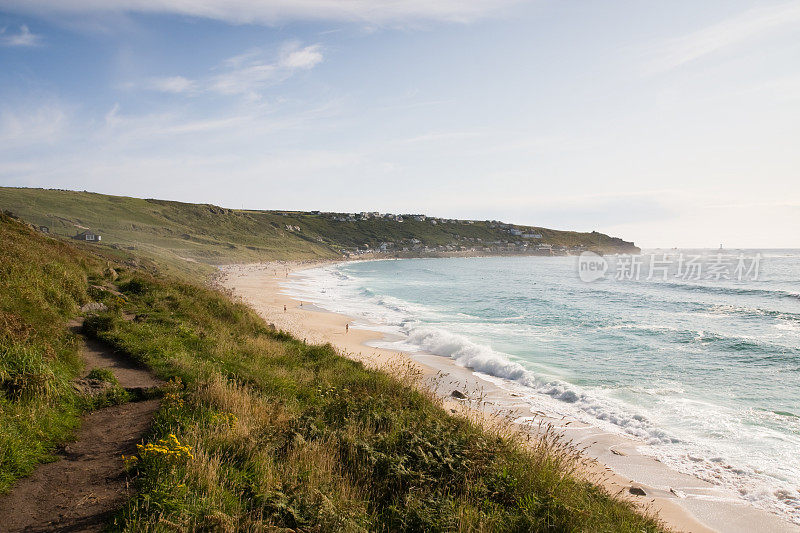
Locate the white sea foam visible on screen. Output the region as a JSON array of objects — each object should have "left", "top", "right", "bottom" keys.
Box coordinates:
[
  {"left": 284, "top": 260, "right": 800, "bottom": 525},
  {"left": 287, "top": 267, "right": 681, "bottom": 444}
]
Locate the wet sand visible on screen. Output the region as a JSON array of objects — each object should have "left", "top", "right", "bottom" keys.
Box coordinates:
[{"left": 219, "top": 261, "right": 799, "bottom": 533}]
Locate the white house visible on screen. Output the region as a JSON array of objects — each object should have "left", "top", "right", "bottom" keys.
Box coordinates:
[{"left": 73, "top": 231, "right": 101, "bottom": 242}]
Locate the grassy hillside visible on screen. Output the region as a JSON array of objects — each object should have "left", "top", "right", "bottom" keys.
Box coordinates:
[
  {"left": 0, "top": 213, "right": 127, "bottom": 492},
  {"left": 0, "top": 210, "right": 662, "bottom": 531},
  {"left": 0, "top": 187, "right": 639, "bottom": 279},
  {"left": 0, "top": 188, "right": 337, "bottom": 278}
]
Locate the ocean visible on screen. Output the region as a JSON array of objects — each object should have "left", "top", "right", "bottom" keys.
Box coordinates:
[{"left": 284, "top": 253, "right": 800, "bottom": 524}]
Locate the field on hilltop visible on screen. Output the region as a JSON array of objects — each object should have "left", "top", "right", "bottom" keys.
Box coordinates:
[{"left": 0, "top": 187, "right": 639, "bottom": 278}]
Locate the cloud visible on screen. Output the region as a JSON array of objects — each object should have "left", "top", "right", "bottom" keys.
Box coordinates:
[
  {"left": 280, "top": 44, "right": 323, "bottom": 69},
  {"left": 210, "top": 62, "right": 278, "bottom": 97},
  {"left": 0, "top": 94, "right": 366, "bottom": 210},
  {"left": 398, "top": 131, "right": 482, "bottom": 145},
  {"left": 0, "top": 24, "right": 42, "bottom": 47},
  {"left": 650, "top": 2, "right": 800, "bottom": 72},
  {"left": 0, "top": 103, "right": 67, "bottom": 144},
  {"left": 144, "top": 43, "right": 323, "bottom": 99},
  {"left": 148, "top": 76, "right": 196, "bottom": 94},
  {"left": 0, "top": 0, "right": 520, "bottom": 25},
  {"left": 93, "top": 95, "right": 342, "bottom": 150}
]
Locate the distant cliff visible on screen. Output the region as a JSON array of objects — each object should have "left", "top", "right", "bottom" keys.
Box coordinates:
[{"left": 0, "top": 187, "right": 639, "bottom": 277}]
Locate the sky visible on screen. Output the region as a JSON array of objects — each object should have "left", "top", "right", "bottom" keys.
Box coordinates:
[{"left": 0, "top": 1, "right": 798, "bottom": 248}]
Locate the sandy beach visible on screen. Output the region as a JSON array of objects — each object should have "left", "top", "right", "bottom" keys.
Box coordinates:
[{"left": 219, "top": 260, "right": 800, "bottom": 533}]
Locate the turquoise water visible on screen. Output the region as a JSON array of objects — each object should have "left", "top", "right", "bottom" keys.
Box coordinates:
[{"left": 287, "top": 254, "right": 800, "bottom": 523}]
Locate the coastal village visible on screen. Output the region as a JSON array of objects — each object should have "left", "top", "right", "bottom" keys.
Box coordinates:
[{"left": 287, "top": 210, "right": 587, "bottom": 258}]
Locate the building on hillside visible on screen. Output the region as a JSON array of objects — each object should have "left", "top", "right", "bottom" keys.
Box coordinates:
[
  {"left": 39, "top": 226, "right": 50, "bottom": 233},
  {"left": 73, "top": 230, "right": 101, "bottom": 242},
  {"left": 522, "top": 233, "right": 543, "bottom": 239}
]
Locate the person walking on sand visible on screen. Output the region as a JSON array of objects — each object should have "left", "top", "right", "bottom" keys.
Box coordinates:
[
  {"left": 346, "top": 323, "right": 349, "bottom": 333},
  {"left": 284, "top": 305, "right": 287, "bottom": 312}
]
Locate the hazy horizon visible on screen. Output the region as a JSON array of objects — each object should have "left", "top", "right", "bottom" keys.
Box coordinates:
[{"left": 1, "top": 1, "right": 798, "bottom": 248}]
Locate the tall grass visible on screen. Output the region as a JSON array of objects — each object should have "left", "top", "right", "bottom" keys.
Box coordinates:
[
  {"left": 89, "top": 272, "right": 665, "bottom": 532},
  {"left": 0, "top": 213, "right": 120, "bottom": 491},
  {"left": 0, "top": 212, "right": 663, "bottom": 531}
]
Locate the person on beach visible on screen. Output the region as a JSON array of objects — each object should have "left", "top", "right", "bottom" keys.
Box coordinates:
[
  {"left": 284, "top": 305, "right": 287, "bottom": 312},
  {"left": 346, "top": 323, "right": 349, "bottom": 333}
]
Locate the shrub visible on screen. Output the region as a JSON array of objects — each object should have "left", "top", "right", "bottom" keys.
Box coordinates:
[
  {"left": 119, "top": 278, "right": 151, "bottom": 296},
  {"left": 86, "top": 367, "right": 119, "bottom": 385},
  {"left": 0, "top": 345, "right": 60, "bottom": 401}
]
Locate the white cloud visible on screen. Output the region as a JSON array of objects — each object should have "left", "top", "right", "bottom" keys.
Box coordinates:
[
  {"left": 145, "top": 43, "right": 323, "bottom": 99},
  {"left": 280, "top": 44, "right": 323, "bottom": 69},
  {"left": 210, "top": 62, "right": 277, "bottom": 97},
  {"left": 0, "top": 104, "right": 66, "bottom": 144},
  {"left": 148, "top": 76, "right": 196, "bottom": 94},
  {"left": 223, "top": 49, "right": 264, "bottom": 68},
  {"left": 399, "top": 131, "right": 482, "bottom": 144},
  {"left": 101, "top": 107, "right": 254, "bottom": 140},
  {"left": 650, "top": 2, "right": 800, "bottom": 72},
  {"left": 0, "top": 95, "right": 367, "bottom": 210},
  {"left": 0, "top": 0, "right": 520, "bottom": 25},
  {"left": 88, "top": 96, "right": 342, "bottom": 152},
  {"left": 0, "top": 24, "right": 42, "bottom": 47}
]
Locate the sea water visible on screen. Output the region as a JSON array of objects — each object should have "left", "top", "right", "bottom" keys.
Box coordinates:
[{"left": 284, "top": 253, "right": 800, "bottom": 524}]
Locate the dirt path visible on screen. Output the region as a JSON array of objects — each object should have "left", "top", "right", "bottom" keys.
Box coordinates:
[
  {"left": 0, "top": 401, "right": 160, "bottom": 532},
  {"left": 0, "top": 321, "right": 163, "bottom": 533},
  {"left": 79, "top": 334, "right": 161, "bottom": 389}
]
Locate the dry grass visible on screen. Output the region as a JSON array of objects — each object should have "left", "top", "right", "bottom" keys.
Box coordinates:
[
  {"left": 86, "top": 271, "right": 666, "bottom": 532},
  {"left": 0, "top": 213, "right": 119, "bottom": 492},
  {"left": 0, "top": 212, "right": 665, "bottom": 531}
]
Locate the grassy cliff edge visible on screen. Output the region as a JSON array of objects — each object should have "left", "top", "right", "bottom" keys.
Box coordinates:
[{"left": 0, "top": 210, "right": 662, "bottom": 530}]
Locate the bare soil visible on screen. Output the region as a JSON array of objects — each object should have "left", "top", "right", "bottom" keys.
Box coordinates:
[
  {"left": 0, "top": 320, "right": 163, "bottom": 532},
  {"left": 78, "top": 334, "right": 161, "bottom": 390},
  {"left": 0, "top": 400, "right": 160, "bottom": 532}
]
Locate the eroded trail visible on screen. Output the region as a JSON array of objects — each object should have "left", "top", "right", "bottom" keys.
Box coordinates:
[
  {"left": 0, "top": 322, "right": 162, "bottom": 533},
  {"left": 77, "top": 331, "right": 161, "bottom": 390}
]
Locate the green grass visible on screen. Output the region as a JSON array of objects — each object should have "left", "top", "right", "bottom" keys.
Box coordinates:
[
  {"left": 83, "top": 272, "right": 663, "bottom": 531},
  {"left": 0, "top": 211, "right": 662, "bottom": 531},
  {"left": 0, "top": 188, "right": 339, "bottom": 279},
  {"left": 0, "top": 187, "right": 639, "bottom": 282},
  {"left": 86, "top": 367, "right": 120, "bottom": 385},
  {"left": 0, "top": 212, "right": 109, "bottom": 491}
]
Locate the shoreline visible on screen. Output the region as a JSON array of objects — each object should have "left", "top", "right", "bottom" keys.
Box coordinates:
[{"left": 219, "top": 260, "right": 799, "bottom": 533}]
